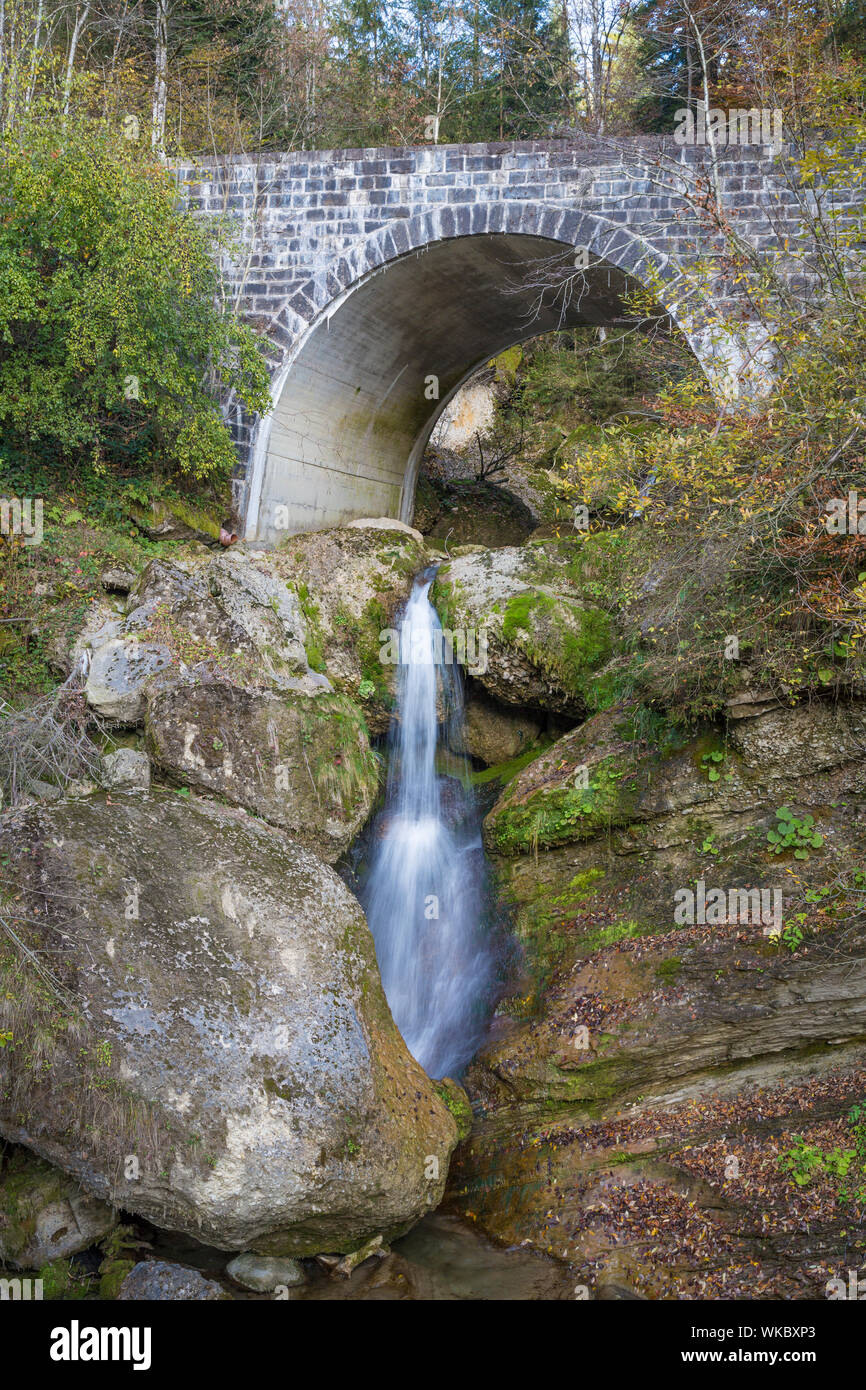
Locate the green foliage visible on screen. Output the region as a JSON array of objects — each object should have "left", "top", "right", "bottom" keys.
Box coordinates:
[
  {"left": 700, "top": 749, "right": 730, "bottom": 783},
  {"left": 0, "top": 106, "right": 270, "bottom": 485},
  {"left": 779, "top": 1136, "right": 834, "bottom": 1186},
  {"left": 767, "top": 807, "right": 824, "bottom": 861},
  {"left": 780, "top": 1104, "right": 866, "bottom": 1205}
]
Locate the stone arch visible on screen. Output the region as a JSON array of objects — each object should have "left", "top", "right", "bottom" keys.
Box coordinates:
[{"left": 242, "top": 200, "right": 741, "bottom": 543}]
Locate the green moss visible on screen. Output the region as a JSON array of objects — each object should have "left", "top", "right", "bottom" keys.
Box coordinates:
[
  {"left": 488, "top": 755, "right": 635, "bottom": 854},
  {"left": 578, "top": 918, "right": 662, "bottom": 955},
  {"left": 288, "top": 581, "right": 327, "bottom": 673},
  {"left": 37, "top": 1258, "right": 92, "bottom": 1300},
  {"left": 356, "top": 597, "right": 393, "bottom": 705},
  {"left": 470, "top": 741, "right": 552, "bottom": 787},
  {"left": 303, "top": 694, "right": 379, "bottom": 813},
  {"left": 496, "top": 868, "right": 607, "bottom": 1012},
  {"left": 434, "top": 1078, "right": 473, "bottom": 1141},
  {"left": 501, "top": 589, "right": 611, "bottom": 701},
  {"left": 98, "top": 1259, "right": 135, "bottom": 1299},
  {"left": 501, "top": 591, "right": 538, "bottom": 641},
  {"left": 654, "top": 955, "right": 683, "bottom": 984}
]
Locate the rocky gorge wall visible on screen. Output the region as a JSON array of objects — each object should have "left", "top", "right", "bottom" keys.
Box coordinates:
[{"left": 1, "top": 505, "right": 865, "bottom": 1300}]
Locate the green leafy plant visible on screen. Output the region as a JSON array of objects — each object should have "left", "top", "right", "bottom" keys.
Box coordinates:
[
  {"left": 699, "top": 748, "right": 734, "bottom": 784},
  {"left": 767, "top": 807, "right": 823, "bottom": 860},
  {"left": 779, "top": 1137, "right": 827, "bottom": 1186}
]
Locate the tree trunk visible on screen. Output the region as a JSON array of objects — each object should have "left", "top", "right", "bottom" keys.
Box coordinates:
[
  {"left": 63, "top": 3, "right": 91, "bottom": 116},
  {"left": 151, "top": 0, "right": 168, "bottom": 155}
]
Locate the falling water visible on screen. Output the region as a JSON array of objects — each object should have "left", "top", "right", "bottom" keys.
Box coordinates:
[{"left": 361, "top": 569, "right": 496, "bottom": 1078}]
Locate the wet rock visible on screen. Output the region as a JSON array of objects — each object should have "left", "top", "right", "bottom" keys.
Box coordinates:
[
  {"left": 0, "top": 1148, "right": 116, "bottom": 1269},
  {"left": 117, "top": 1261, "right": 227, "bottom": 1300},
  {"left": 433, "top": 1078, "right": 474, "bottom": 1142},
  {"left": 100, "top": 748, "right": 150, "bottom": 791},
  {"left": 226, "top": 1253, "right": 305, "bottom": 1292},
  {"left": 0, "top": 791, "right": 458, "bottom": 1255}
]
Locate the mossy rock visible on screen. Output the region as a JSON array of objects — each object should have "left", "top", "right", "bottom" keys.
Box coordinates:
[
  {"left": 431, "top": 542, "right": 612, "bottom": 716},
  {"left": 146, "top": 681, "right": 380, "bottom": 863},
  {"left": 0, "top": 790, "right": 458, "bottom": 1256},
  {"left": 434, "top": 1078, "right": 474, "bottom": 1142},
  {"left": 0, "top": 1147, "right": 116, "bottom": 1269}
]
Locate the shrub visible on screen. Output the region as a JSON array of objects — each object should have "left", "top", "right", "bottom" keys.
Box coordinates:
[{"left": 0, "top": 106, "right": 270, "bottom": 485}]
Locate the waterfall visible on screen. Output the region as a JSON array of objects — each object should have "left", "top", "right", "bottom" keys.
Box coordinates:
[{"left": 361, "top": 569, "right": 496, "bottom": 1079}]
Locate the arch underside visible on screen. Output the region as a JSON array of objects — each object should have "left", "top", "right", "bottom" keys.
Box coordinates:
[{"left": 251, "top": 231, "right": 669, "bottom": 543}]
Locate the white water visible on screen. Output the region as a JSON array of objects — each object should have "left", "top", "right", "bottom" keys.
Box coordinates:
[{"left": 361, "top": 572, "right": 496, "bottom": 1078}]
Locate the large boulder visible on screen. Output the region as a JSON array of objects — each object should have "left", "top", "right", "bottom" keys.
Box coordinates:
[
  {"left": 0, "top": 1148, "right": 116, "bottom": 1269},
  {"left": 431, "top": 543, "right": 611, "bottom": 717},
  {"left": 83, "top": 552, "right": 321, "bottom": 725},
  {"left": 0, "top": 792, "right": 458, "bottom": 1255},
  {"left": 76, "top": 550, "right": 383, "bottom": 854},
  {"left": 145, "top": 680, "right": 379, "bottom": 863}
]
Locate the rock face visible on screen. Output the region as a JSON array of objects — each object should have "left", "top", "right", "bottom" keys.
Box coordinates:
[
  {"left": 100, "top": 748, "right": 151, "bottom": 792},
  {"left": 0, "top": 792, "right": 458, "bottom": 1256},
  {"left": 145, "top": 680, "right": 379, "bottom": 863},
  {"left": 0, "top": 1148, "right": 116, "bottom": 1269},
  {"left": 449, "top": 695, "right": 866, "bottom": 1298},
  {"left": 86, "top": 637, "right": 174, "bottom": 723},
  {"left": 82, "top": 552, "right": 321, "bottom": 727},
  {"left": 431, "top": 543, "right": 611, "bottom": 717}
]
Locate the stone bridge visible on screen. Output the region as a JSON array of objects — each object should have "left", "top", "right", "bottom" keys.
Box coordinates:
[{"left": 177, "top": 135, "right": 827, "bottom": 543}]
